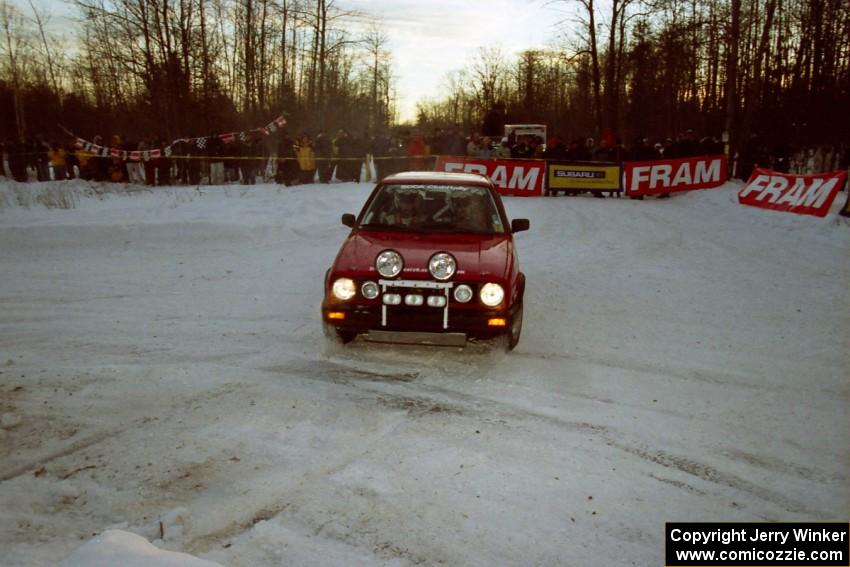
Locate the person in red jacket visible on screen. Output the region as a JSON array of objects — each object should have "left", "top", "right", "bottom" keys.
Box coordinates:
[{"left": 406, "top": 132, "right": 426, "bottom": 170}]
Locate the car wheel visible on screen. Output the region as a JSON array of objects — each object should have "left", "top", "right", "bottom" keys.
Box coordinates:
[
  {"left": 507, "top": 302, "right": 523, "bottom": 351},
  {"left": 323, "top": 322, "right": 357, "bottom": 345}
]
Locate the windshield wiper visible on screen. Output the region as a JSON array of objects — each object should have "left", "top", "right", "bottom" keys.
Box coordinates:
[{"left": 359, "top": 223, "right": 412, "bottom": 232}]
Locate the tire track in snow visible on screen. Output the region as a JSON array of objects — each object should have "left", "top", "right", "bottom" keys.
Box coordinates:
[
  {"left": 0, "top": 381, "right": 245, "bottom": 483},
  {"left": 610, "top": 441, "right": 834, "bottom": 520},
  {"left": 278, "top": 355, "right": 836, "bottom": 521},
  {"left": 274, "top": 357, "right": 611, "bottom": 437}
]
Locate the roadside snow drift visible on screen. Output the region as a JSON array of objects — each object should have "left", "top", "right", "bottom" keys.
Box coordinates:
[
  {"left": 0, "top": 179, "right": 848, "bottom": 567},
  {"left": 56, "top": 529, "right": 224, "bottom": 567}
]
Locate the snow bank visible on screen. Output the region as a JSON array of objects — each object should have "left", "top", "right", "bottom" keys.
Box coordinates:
[
  {"left": 56, "top": 530, "right": 223, "bottom": 567},
  {"left": 0, "top": 178, "right": 159, "bottom": 211}
]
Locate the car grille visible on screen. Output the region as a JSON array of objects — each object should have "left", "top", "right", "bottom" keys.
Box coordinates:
[{"left": 378, "top": 278, "right": 453, "bottom": 329}]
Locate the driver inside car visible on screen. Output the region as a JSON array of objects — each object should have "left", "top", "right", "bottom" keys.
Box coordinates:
[
  {"left": 381, "top": 190, "right": 424, "bottom": 227},
  {"left": 453, "top": 192, "right": 490, "bottom": 232}
]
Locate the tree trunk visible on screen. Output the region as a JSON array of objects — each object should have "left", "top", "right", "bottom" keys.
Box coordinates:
[
  {"left": 724, "top": 0, "right": 741, "bottom": 153},
  {"left": 584, "top": 0, "right": 604, "bottom": 135}
]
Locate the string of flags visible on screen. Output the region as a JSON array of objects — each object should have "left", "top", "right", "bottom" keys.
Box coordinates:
[{"left": 59, "top": 115, "right": 287, "bottom": 162}]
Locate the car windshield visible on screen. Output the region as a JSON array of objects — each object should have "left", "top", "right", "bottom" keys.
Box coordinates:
[{"left": 359, "top": 184, "right": 505, "bottom": 234}]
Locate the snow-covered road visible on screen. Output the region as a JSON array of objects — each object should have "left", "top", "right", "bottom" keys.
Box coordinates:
[{"left": 1, "top": 180, "right": 848, "bottom": 566}]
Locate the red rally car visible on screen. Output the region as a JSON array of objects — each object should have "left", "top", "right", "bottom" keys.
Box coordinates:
[{"left": 321, "top": 171, "right": 530, "bottom": 349}]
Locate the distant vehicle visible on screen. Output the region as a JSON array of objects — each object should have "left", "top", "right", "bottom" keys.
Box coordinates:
[
  {"left": 321, "top": 171, "right": 530, "bottom": 349},
  {"left": 505, "top": 124, "right": 547, "bottom": 151}
]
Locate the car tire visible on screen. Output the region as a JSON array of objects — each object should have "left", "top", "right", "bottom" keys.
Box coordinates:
[
  {"left": 507, "top": 301, "right": 523, "bottom": 351},
  {"left": 323, "top": 322, "right": 357, "bottom": 345}
]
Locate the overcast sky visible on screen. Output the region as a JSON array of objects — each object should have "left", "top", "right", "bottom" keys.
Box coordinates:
[{"left": 35, "top": 0, "right": 568, "bottom": 123}]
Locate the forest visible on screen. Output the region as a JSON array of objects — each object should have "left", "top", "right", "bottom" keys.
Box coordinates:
[{"left": 1, "top": 0, "right": 849, "bottom": 154}]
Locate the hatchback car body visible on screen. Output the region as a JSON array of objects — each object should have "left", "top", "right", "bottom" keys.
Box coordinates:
[{"left": 321, "top": 171, "right": 530, "bottom": 349}]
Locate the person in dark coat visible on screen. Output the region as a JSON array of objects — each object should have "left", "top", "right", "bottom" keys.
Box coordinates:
[
  {"left": 7, "top": 140, "right": 28, "bottom": 182},
  {"left": 369, "top": 131, "right": 390, "bottom": 180},
  {"left": 33, "top": 137, "right": 50, "bottom": 181},
  {"left": 334, "top": 130, "right": 355, "bottom": 182},
  {"left": 510, "top": 139, "right": 534, "bottom": 159},
  {"left": 155, "top": 138, "right": 171, "bottom": 185},
  {"left": 186, "top": 140, "right": 202, "bottom": 185},
  {"left": 65, "top": 139, "right": 79, "bottom": 179},
  {"left": 238, "top": 133, "right": 262, "bottom": 185},
  {"left": 314, "top": 132, "right": 332, "bottom": 183},
  {"left": 139, "top": 140, "right": 156, "bottom": 186},
  {"left": 275, "top": 131, "right": 298, "bottom": 185},
  {"left": 593, "top": 139, "right": 614, "bottom": 162},
  {"left": 91, "top": 135, "right": 111, "bottom": 181},
  {"left": 737, "top": 133, "right": 765, "bottom": 180},
  {"left": 629, "top": 137, "right": 660, "bottom": 161},
  {"left": 206, "top": 133, "right": 226, "bottom": 184}
]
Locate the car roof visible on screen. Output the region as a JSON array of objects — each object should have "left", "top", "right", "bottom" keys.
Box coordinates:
[{"left": 380, "top": 171, "right": 493, "bottom": 187}]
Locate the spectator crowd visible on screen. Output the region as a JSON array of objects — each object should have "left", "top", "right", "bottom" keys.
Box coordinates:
[{"left": 1, "top": 128, "right": 847, "bottom": 186}]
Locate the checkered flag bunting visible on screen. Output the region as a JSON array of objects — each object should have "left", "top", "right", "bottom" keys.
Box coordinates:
[{"left": 60, "top": 113, "right": 289, "bottom": 162}]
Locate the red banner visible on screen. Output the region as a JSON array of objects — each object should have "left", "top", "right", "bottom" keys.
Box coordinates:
[
  {"left": 738, "top": 169, "right": 846, "bottom": 217},
  {"left": 624, "top": 155, "right": 727, "bottom": 196},
  {"left": 435, "top": 156, "right": 545, "bottom": 197},
  {"left": 839, "top": 175, "right": 850, "bottom": 218}
]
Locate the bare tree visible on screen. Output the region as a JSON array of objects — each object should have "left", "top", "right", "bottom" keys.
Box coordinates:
[
  {"left": 725, "top": 0, "right": 742, "bottom": 149},
  {"left": 0, "top": 0, "right": 28, "bottom": 138},
  {"left": 361, "top": 22, "right": 389, "bottom": 128},
  {"left": 26, "top": 0, "right": 60, "bottom": 97}
]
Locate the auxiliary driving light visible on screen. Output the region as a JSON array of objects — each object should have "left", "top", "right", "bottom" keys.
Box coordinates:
[
  {"left": 383, "top": 294, "right": 401, "bottom": 305},
  {"left": 361, "top": 281, "right": 379, "bottom": 299},
  {"left": 376, "top": 250, "right": 403, "bottom": 278},
  {"left": 427, "top": 295, "right": 447, "bottom": 308},
  {"left": 428, "top": 252, "right": 457, "bottom": 281},
  {"left": 404, "top": 294, "right": 424, "bottom": 306},
  {"left": 453, "top": 284, "right": 473, "bottom": 303},
  {"left": 454, "top": 284, "right": 473, "bottom": 303}
]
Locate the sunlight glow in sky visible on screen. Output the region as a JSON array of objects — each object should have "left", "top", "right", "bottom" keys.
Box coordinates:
[
  {"left": 343, "top": 0, "right": 567, "bottom": 122},
  {"left": 35, "top": 0, "right": 569, "bottom": 123}
]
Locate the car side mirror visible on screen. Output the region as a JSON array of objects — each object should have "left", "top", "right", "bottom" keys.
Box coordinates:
[
  {"left": 341, "top": 213, "right": 356, "bottom": 227},
  {"left": 511, "top": 218, "right": 530, "bottom": 233}
]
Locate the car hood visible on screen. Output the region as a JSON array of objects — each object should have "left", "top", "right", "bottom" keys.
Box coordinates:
[{"left": 334, "top": 230, "right": 512, "bottom": 280}]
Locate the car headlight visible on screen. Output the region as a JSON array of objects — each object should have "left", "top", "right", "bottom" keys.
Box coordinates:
[
  {"left": 361, "top": 281, "right": 379, "bottom": 299},
  {"left": 376, "top": 250, "right": 403, "bottom": 278},
  {"left": 479, "top": 282, "right": 504, "bottom": 307},
  {"left": 428, "top": 252, "right": 456, "bottom": 281},
  {"left": 332, "top": 278, "right": 356, "bottom": 300},
  {"left": 453, "top": 284, "right": 473, "bottom": 303}
]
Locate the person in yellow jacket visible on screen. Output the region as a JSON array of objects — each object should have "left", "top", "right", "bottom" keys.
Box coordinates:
[
  {"left": 48, "top": 142, "right": 67, "bottom": 180},
  {"left": 294, "top": 134, "right": 316, "bottom": 184}
]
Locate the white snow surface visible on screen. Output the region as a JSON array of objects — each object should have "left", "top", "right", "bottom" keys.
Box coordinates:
[
  {"left": 56, "top": 529, "right": 223, "bottom": 567},
  {"left": 0, "top": 179, "right": 848, "bottom": 566}
]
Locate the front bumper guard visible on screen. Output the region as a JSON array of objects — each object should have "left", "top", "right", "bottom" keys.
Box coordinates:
[{"left": 378, "top": 278, "right": 453, "bottom": 329}]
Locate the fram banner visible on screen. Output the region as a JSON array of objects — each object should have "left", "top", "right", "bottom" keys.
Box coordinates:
[
  {"left": 547, "top": 161, "right": 621, "bottom": 194},
  {"left": 839, "top": 183, "right": 850, "bottom": 218},
  {"left": 435, "top": 156, "right": 545, "bottom": 197},
  {"left": 624, "top": 155, "right": 727, "bottom": 197},
  {"left": 738, "top": 168, "right": 847, "bottom": 217}
]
